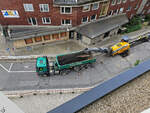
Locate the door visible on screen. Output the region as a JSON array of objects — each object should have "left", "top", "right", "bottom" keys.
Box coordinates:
[
  {"left": 69, "top": 31, "right": 74, "bottom": 39},
  {"left": 77, "top": 32, "right": 82, "bottom": 40}
]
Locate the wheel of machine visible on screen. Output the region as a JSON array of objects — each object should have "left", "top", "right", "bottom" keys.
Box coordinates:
[
  {"left": 50, "top": 70, "right": 55, "bottom": 75},
  {"left": 121, "top": 50, "right": 129, "bottom": 57},
  {"left": 74, "top": 66, "right": 81, "bottom": 72},
  {"left": 54, "top": 70, "right": 60, "bottom": 75}
]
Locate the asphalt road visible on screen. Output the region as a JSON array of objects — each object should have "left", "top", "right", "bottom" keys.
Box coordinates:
[{"left": 0, "top": 42, "right": 150, "bottom": 91}]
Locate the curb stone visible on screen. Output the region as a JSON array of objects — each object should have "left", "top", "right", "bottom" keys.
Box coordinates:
[{"left": 3, "top": 86, "right": 95, "bottom": 98}]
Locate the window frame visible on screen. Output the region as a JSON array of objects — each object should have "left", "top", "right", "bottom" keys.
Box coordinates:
[
  {"left": 122, "top": 0, "right": 127, "bottom": 3},
  {"left": 90, "top": 14, "right": 97, "bottom": 21},
  {"left": 82, "top": 4, "right": 90, "bottom": 12},
  {"left": 126, "top": 6, "right": 131, "bottom": 11},
  {"left": 119, "top": 7, "right": 124, "bottom": 13},
  {"left": 60, "top": 6, "right": 72, "bottom": 14},
  {"left": 39, "top": 4, "right": 49, "bottom": 12},
  {"left": 23, "top": 4, "right": 34, "bottom": 12},
  {"left": 61, "top": 19, "right": 72, "bottom": 25},
  {"left": 117, "top": 0, "right": 121, "bottom": 4},
  {"left": 92, "top": 2, "right": 99, "bottom": 10},
  {"left": 27, "top": 17, "right": 38, "bottom": 25},
  {"left": 82, "top": 16, "right": 88, "bottom": 23},
  {"left": 42, "top": 17, "right": 51, "bottom": 24},
  {"left": 111, "top": 0, "right": 116, "bottom": 5}
]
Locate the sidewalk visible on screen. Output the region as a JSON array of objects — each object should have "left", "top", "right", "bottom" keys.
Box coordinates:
[
  {"left": 95, "top": 25, "right": 150, "bottom": 48},
  {"left": 0, "top": 26, "right": 150, "bottom": 57}
]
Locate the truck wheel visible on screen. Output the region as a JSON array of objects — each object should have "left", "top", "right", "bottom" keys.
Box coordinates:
[
  {"left": 74, "top": 66, "right": 81, "bottom": 72},
  {"left": 54, "top": 70, "right": 60, "bottom": 75},
  {"left": 121, "top": 50, "right": 129, "bottom": 57}
]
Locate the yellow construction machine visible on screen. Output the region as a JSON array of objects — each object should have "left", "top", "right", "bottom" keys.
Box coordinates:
[{"left": 84, "top": 34, "right": 150, "bottom": 57}]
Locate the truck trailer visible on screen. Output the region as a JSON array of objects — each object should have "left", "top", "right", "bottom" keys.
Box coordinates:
[{"left": 36, "top": 50, "right": 96, "bottom": 76}]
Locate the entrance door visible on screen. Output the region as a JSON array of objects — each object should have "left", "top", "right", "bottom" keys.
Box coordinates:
[
  {"left": 69, "top": 31, "right": 74, "bottom": 39},
  {"left": 77, "top": 32, "right": 82, "bottom": 40},
  {"left": 28, "top": 17, "right": 37, "bottom": 25}
]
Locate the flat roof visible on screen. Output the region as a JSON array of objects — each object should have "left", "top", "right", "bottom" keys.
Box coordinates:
[
  {"left": 54, "top": 0, "right": 108, "bottom": 5},
  {"left": 75, "top": 14, "right": 129, "bottom": 39},
  {"left": 7, "top": 26, "right": 68, "bottom": 40}
]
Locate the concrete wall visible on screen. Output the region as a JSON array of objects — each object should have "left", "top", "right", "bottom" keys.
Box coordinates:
[
  {"left": 78, "top": 27, "right": 119, "bottom": 46},
  {"left": 82, "top": 36, "right": 91, "bottom": 45}
]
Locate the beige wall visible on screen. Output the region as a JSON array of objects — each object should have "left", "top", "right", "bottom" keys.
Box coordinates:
[
  {"left": 75, "top": 27, "right": 119, "bottom": 46},
  {"left": 91, "top": 34, "right": 104, "bottom": 45},
  {"left": 82, "top": 36, "right": 91, "bottom": 45},
  {"left": 13, "top": 32, "right": 69, "bottom": 48}
]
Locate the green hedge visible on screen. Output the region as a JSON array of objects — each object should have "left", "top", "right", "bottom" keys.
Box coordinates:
[{"left": 125, "top": 24, "right": 142, "bottom": 33}]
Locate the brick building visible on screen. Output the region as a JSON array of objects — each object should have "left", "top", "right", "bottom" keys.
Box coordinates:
[
  {"left": 107, "top": 0, "right": 144, "bottom": 18},
  {"left": 141, "top": 0, "right": 150, "bottom": 15},
  {"left": 0, "top": 0, "right": 149, "bottom": 48},
  {"left": 0, "top": 0, "right": 109, "bottom": 26}
]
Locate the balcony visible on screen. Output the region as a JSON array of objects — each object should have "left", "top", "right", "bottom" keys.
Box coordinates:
[{"left": 53, "top": 0, "right": 106, "bottom": 5}]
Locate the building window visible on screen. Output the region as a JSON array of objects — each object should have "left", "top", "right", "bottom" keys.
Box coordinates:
[
  {"left": 90, "top": 14, "right": 96, "bottom": 21},
  {"left": 61, "top": 19, "right": 71, "bottom": 25},
  {"left": 122, "top": 0, "right": 127, "bottom": 3},
  {"left": 148, "top": 9, "right": 150, "bottom": 13},
  {"left": 111, "top": 0, "right": 116, "bottom": 5},
  {"left": 52, "top": 34, "right": 59, "bottom": 40},
  {"left": 108, "top": 10, "right": 113, "bottom": 15},
  {"left": 39, "top": 4, "right": 49, "bottom": 12},
  {"left": 25, "top": 38, "right": 33, "bottom": 44},
  {"left": 42, "top": 17, "right": 51, "bottom": 24},
  {"left": 82, "top": 17, "right": 88, "bottom": 23},
  {"left": 134, "top": 4, "right": 138, "bottom": 10},
  {"left": 60, "top": 7, "right": 72, "bottom": 14},
  {"left": 34, "top": 37, "right": 42, "bottom": 42},
  {"left": 92, "top": 3, "right": 99, "bottom": 10},
  {"left": 119, "top": 8, "right": 124, "bottom": 13},
  {"left": 60, "top": 32, "right": 67, "bottom": 37},
  {"left": 126, "top": 6, "right": 131, "bottom": 11},
  {"left": 44, "top": 35, "right": 51, "bottom": 40},
  {"left": 113, "top": 9, "right": 119, "bottom": 15},
  {"left": 82, "top": 5, "right": 90, "bottom": 12},
  {"left": 23, "top": 4, "right": 34, "bottom": 12},
  {"left": 100, "top": 2, "right": 109, "bottom": 16},
  {"left": 27, "top": 17, "right": 37, "bottom": 25},
  {"left": 142, "top": 10, "right": 146, "bottom": 14},
  {"left": 117, "top": 0, "right": 121, "bottom": 4}
]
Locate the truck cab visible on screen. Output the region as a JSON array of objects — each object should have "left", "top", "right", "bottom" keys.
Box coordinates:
[{"left": 36, "top": 56, "right": 49, "bottom": 76}]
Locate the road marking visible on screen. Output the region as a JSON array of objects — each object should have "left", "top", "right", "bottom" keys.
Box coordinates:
[
  {"left": 0, "top": 63, "right": 35, "bottom": 73},
  {"left": 9, "top": 63, "right": 13, "bottom": 71},
  {"left": 8, "top": 70, "right": 35, "bottom": 73},
  {"left": 24, "top": 66, "right": 29, "bottom": 68},
  {"left": 0, "top": 64, "right": 9, "bottom": 72}
]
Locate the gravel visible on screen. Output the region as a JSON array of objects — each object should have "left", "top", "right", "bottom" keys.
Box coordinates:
[{"left": 78, "top": 71, "right": 150, "bottom": 113}]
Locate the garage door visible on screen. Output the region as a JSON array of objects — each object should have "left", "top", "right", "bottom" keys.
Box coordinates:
[
  {"left": 25, "top": 38, "right": 33, "bottom": 44},
  {"left": 35, "top": 37, "right": 42, "bottom": 42},
  {"left": 44, "top": 35, "right": 51, "bottom": 40}
]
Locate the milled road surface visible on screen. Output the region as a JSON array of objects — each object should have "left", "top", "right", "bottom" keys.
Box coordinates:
[{"left": 0, "top": 42, "right": 150, "bottom": 91}]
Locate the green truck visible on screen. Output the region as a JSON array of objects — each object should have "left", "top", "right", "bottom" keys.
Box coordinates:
[{"left": 36, "top": 50, "right": 96, "bottom": 76}]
